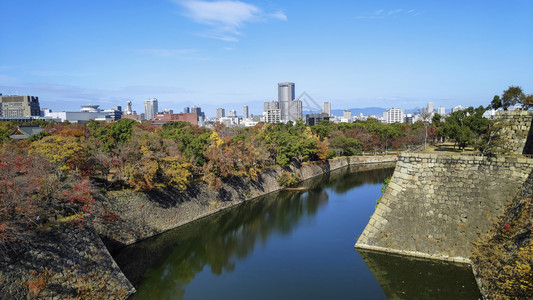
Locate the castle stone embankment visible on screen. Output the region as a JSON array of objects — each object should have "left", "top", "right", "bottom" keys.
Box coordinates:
[
  {"left": 0, "top": 222, "right": 135, "bottom": 299},
  {"left": 97, "top": 155, "right": 397, "bottom": 250},
  {"left": 495, "top": 110, "right": 533, "bottom": 155},
  {"left": 356, "top": 153, "right": 533, "bottom": 262}
]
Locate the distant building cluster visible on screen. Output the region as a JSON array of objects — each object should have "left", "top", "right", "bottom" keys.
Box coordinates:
[{"left": 1, "top": 82, "right": 483, "bottom": 127}]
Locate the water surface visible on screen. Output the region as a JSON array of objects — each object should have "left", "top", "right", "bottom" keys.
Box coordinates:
[{"left": 113, "top": 165, "right": 481, "bottom": 299}]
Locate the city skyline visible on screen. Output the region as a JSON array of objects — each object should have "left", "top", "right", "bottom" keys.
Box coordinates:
[{"left": 1, "top": 1, "right": 532, "bottom": 117}]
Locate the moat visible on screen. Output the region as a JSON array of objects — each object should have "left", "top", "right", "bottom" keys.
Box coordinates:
[{"left": 113, "top": 165, "right": 482, "bottom": 299}]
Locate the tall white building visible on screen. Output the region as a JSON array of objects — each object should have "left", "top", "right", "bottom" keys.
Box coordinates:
[
  {"left": 243, "top": 105, "right": 249, "bottom": 119},
  {"left": 278, "top": 82, "right": 295, "bottom": 121},
  {"left": 144, "top": 98, "right": 158, "bottom": 120},
  {"left": 228, "top": 109, "right": 237, "bottom": 117},
  {"left": 427, "top": 102, "right": 435, "bottom": 114},
  {"left": 343, "top": 110, "right": 352, "bottom": 120},
  {"left": 323, "top": 102, "right": 331, "bottom": 116},
  {"left": 384, "top": 108, "right": 405, "bottom": 123},
  {"left": 216, "top": 108, "right": 225, "bottom": 119},
  {"left": 438, "top": 106, "right": 446, "bottom": 115},
  {"left": 278, "top": 82, "right": 302, "bottom": 122}
]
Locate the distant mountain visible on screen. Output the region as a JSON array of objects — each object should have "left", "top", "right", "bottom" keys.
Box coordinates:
[{"left": 303, "top": 107, "right": 386, "bottom": 117}]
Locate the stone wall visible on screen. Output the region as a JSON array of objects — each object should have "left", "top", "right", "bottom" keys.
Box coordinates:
[
  {"left": 355, "top": 153, "right": 533, "bottom": 262},
  {"left": 96, "top": 155, "right": 397, "bottom": 250},
  {"left": 0, "top": 222, "right": 135, "bottom": 299},
  {"left": 495, "top": 110, "right": 533, "bottom": 155}
]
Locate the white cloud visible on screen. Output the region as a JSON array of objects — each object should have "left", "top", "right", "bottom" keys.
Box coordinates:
[
  {"left": 357, "top": 8, "right": 421, "bottom": 19},
  {"left": 388, "top": 9, "right": 403, "bottom": 15},
  {"left": 136, "top": 48, "right": 198, "bottom": 57},
  {"left": 269, "top": 11, "right": 287, "bottom": 21},
  {"left": 174, "top": 0, "right": 287, "bottom": 41},
  {"left": 136, "top": 48, "right": 211, "bottom": 60}
]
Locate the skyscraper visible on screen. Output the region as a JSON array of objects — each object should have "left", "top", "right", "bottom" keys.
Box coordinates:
[
  {"left": 216, "top": 108, "right": 225, "bottom": 119},
  {"left": 278, "top": 82, "right": 295, "bottom": 121},
  {"left": 287, "top": 99, "right": 303, "bottom": 122},
  {"left": 243, "top": 105, "right": 249, "bottom": 119},
  {"left": 144, "top": 98, "right": 158, "bottom": 120},
  {"left": 427, "top": 102, "right": 435, "bottom": 114},
  {"left": 323, "top": 102, "right": 331, "bottom": 116},
  {"left": 438, "top": 106, "right": 446, "bottom": 115}
]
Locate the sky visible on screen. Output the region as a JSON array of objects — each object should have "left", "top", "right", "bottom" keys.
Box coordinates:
[{"left": 1, "top": 0, "right": 532, "bottom": 117}]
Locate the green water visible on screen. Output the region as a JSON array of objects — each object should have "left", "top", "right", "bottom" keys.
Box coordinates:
[{"left": 113, "top": 165, "right": 482, "bottom": 300}]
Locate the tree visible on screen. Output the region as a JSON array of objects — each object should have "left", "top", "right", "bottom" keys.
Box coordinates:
[
  {"left": 0, "top": 122, "right": 14, "bottom": 143},
  {"left": 440, "top": 106, "right": 489, "bottom": 150},
  {"left": 502, "top": 86, "right": 524, "bottom": 110},
  {"left": 490, "top": 95, "right": 502, "bottom": 110},
  {"left": 90, "top": 118, "right": 137, "bottom": 152},
  {"left": 29, "top": 135, "right": 86, "bottom": 177}
]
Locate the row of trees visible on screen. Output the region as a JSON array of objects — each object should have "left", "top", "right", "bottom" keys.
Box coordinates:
[
  {"left": 490, "top": 86, "right": 533, "bottom": 111},
  {"left": 0, "top": 117, "right": 429, "bottom": 242}
]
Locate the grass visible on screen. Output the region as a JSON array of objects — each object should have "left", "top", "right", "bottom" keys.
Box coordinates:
[{"left": 419, "top": 143, "right": 478, "bottom": 154}]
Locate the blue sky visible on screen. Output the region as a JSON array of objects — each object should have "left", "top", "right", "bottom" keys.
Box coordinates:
[{"left": 1, "top": 0, "right": 532, "bottom": 117}]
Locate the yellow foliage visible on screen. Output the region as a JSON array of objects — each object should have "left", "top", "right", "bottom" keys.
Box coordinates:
[
  {"left": 161, "top": 156, "right": 192, "bottom": 190},
  {"left": 29, "top": 135, "right": 84, "bottom": 170},
  {"left": 210, "top": 131, "right": 224, "bottom": 148}
]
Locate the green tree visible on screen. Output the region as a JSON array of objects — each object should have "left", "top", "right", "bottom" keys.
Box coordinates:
[
  {"left": 502, "top": 86, "right": 524, "bottom": 110},
  {"left": 440, "top": 106, "right": 488, "bottom": 150},
  {"left": 90, "top": 118, "right": 137, "bottom": 151},
  {"left": 490, "top": 95, "right": 502, "bottom": 110},
  {"left": 0, "top": 122, "right": 13, "bottom": 143}
]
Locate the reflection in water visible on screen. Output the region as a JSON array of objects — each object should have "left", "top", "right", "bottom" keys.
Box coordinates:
[
  {"left": 113, "top": 163, "right": 479, "bottom": 299},
  {"left": 356, "top": 249, "right": 482, "bottom": 300}
]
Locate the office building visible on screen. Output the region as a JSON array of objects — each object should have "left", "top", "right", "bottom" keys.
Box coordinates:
[
  {"left": 264, "top": 108, "right": 281, "bottom": 124},
  {"left": 438, "top": 106, "right": 446, "bottom": 115},
  {"left": 144, "top": 98, "right": 158, "bottom": 120},
  {"left": 228, "top": 109, "right": 237, "bottom": 117},
  {"left": 243, "top": 105, "right": 249, "bottom": 119},
  {"left": 264, "top": 100, "right": 279, "bottom": 111},
  {"left": 184, "top": 107, "right": 190, "bottom": 113},
  {"left": 306, "top": 113, "right": 330, "bottom": 126},
  {"left": 323, "top": 102, "right": 331, "bottom": 116},
  {"left": 191, "top": 106, "right": 206, "bottom": 125},
  {"left": 427, "top": 102, "right": 435, "bottom": 114},
  {"left": 287, "top": 99, "right": 303, "bottom": 122},
  {"left": 0, "top": 95, "right": 41, "bottom": 118},
  {"left": 277, "top": 82, "right": 302, "bottom": 122},
  {"left": 384, "top": 108, "right": 405, "bottom": 123},
  {"left": 343, "top": 110, "right": 352, "bottom": 120},
  {"left": 216, "top": 108, "right": 225, "bottom": 119}
]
